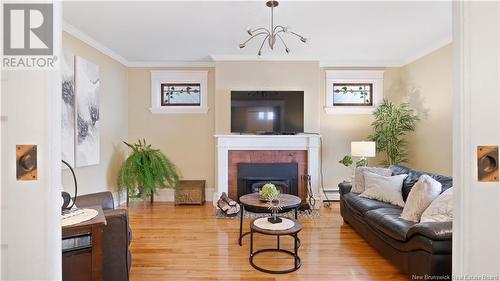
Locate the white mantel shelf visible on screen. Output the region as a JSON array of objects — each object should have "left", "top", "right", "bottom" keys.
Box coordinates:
[{"left": 214, "top": 134, "right": 321, "bottom": 203}]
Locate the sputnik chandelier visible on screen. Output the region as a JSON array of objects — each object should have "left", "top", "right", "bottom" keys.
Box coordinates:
[{"left": 239, "top": 0, "right": 308, "bottom": 56}]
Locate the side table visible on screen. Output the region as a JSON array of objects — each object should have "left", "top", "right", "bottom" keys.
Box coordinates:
[{"left": 249, "top": 217, "right": 303, "bottom": 274}]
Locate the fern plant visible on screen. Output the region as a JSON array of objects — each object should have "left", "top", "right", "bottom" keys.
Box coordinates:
[
  {"left": 118, "top": 139, "right": 179, "bottom": 197},
  {"left": 368, "top": 100, "right": 419, "bottom": 166}
]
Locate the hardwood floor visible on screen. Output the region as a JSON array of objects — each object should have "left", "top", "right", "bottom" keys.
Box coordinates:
[{"left": 127, "top": 202, "right": 408, "bottom": 281}]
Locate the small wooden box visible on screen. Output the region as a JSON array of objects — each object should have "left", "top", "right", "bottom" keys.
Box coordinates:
[{"left": 175, "top": 180, "right": 206, "bottom": 205}]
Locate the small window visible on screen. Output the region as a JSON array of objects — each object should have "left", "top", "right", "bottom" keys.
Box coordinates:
[
  {"left": 161, "top": 83, "right": 201, "bottom": 106},
  {"left": 150, "top": 71, "right": 208, "bottom": 114},
  {"left": 325, "top": 70, "right": 384, "bottom": 115},
  {"left": 333, "top": 83, "right": 373, "bottom": 106}
]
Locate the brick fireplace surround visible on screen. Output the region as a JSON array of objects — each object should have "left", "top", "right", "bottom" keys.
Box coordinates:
[{"left": 214, "top": 134, "right": 321, "bottom": 203}]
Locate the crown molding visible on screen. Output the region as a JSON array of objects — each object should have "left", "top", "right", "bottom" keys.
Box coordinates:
[
  {"left": 400, "top": 34, "right": 452, "bottom": 66},
  {"left": 320, "top": 60, "right": 402, "bottom": 68},
  {"left": 210, "top": 54, "right": 320, "bottom": 62},
  {"left": 63, "top": 21, "right": 129, "bottom": 66},
  {"left": 127, "top": 61, "right": 215, "bottom": 68}
]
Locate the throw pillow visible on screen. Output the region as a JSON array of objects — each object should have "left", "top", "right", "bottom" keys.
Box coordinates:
[
  {"left": 352, "top": 167, "right": 392, "bottom": 193},
  {"left": 400, "top": 175, "right": 442, "bottom": 222},
  {"left": 420, "top": 187, "right": 453, "bottom": 222},
  {"left": 360, "top": 172, "right": 408, "bottom": 207}
]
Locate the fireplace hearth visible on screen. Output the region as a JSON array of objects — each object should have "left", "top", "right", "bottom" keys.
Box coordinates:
[{"left": 237, "top": 163, "right": 298, "bottom": 199}]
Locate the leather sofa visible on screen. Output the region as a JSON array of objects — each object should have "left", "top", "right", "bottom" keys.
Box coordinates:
[
  {"left": 76, "top": 192, "right": 132, "bottom": 281},
  {"left": 339, "top": 165, "right": 453, "bottom": 278}
]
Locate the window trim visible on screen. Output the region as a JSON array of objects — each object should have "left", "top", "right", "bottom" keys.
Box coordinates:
[
  {"left": 150, "top": 70, "right": 208, "bottom": 114},
  {"left": 325, "top": 70, "right": 384, "bottom": 115}
]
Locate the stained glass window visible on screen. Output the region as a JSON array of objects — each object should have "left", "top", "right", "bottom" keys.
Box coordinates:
[
  {"left": 161, "top": 83, "right": 201, "bottom": 106},
  {"left": 332, "top": 83, "right": 373, "bottom": 106}
]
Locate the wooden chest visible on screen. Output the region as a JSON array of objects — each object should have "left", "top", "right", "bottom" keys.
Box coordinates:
[{"left": 175, "top": 180, "right": 206, "bottom": 205}]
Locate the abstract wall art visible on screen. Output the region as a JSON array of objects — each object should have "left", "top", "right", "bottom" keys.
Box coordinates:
[
  {"left": 75, "top": 56, "right": 100, "bottom": 167},
  {"left": 61, "top": 51, "right": 75, "bottom": 168}
]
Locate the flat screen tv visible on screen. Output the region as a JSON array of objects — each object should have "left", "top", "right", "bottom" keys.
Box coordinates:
[{"left": 231, "top": 91, "right": 304, "bottom": 134}]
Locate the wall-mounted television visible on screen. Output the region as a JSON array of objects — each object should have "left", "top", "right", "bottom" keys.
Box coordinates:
[{"left": 231, "top": 91, "right": 304, "bottom": 134}]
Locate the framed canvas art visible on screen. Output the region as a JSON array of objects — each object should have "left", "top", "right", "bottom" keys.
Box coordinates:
[{"left": 75, "top": 56, "right": 100, "bottom": 167}]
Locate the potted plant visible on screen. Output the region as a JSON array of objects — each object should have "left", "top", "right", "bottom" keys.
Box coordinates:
[
  {"left": 118, "top": 139, "right": 179, "bottom": 198},
  {"left": 368, "top": 99, "right": 419, "bottom": 166}
]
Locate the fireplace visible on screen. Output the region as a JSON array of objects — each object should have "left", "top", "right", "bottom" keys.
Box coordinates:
[
  {"left": 237, "top": 163, "right": 299, "bottom": 199},
  {"left": 215, "top": 134, "right": 320, "bottom": 203}
]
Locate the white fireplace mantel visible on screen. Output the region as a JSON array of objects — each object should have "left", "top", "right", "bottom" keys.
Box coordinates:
[{"left": 214, "top": 134, "right": 321, "bottom": 203}]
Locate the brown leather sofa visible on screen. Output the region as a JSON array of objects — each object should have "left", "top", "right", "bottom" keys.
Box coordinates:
[
  {"left": 76, "top": 192, "right": 132, "bottom": 281},
  {"left": 339, "top": 165, "right": 452, "bottom": 279}
]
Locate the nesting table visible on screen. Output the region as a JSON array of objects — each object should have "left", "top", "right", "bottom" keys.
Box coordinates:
[
  {"left": 249, "top": 217, "right": 303, "bottom": 274},
  {"left": 238, "top": 193, "right": 302, "bottom": 246}
]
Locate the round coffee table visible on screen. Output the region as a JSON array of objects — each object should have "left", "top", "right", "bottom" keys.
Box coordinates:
[
  {"left": 238, "top": 193, "right": 301, "bottom": 246},
  {"left": 249, "top": 217, "right": 302, "bottom": 274}
]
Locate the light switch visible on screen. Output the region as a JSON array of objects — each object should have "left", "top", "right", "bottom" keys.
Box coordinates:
[{"left": 477, "top": 145, "right": 498, "bottom": 182}]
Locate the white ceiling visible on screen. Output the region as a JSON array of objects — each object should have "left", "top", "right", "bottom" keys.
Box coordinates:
[{"left": 62, "top": 1, "right": 452, "bottom": 66}]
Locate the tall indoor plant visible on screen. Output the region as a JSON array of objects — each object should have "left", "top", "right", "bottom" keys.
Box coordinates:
[
  {"left": 118, "top": 139, "right": 179, "bottom": 197},
  {"left": 369, "top": 100, "right": 419, "bottom": 166}
]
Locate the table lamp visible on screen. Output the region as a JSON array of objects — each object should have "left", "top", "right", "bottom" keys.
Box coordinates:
[{"left": 351, "top": 141, "right": 376, "bottom": 166}]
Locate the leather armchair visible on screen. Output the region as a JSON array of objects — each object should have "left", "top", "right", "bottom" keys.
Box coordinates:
[{"left": 76, "top": 192, "right": 132, "bottom": 281}]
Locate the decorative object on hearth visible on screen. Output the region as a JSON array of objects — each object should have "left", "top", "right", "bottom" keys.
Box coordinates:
[
  {"left": 118, "top": 139, "right": 179, "bottom": 202},
  {"left": 259, "top": 182, "right": 280, "bottom": 201},
  {"left": 266, "top": 197, "right": 283, "bottom": 224},
  {"left": 239, "top": 0, "right": 308, "bottom": 56},
  {"left": 303, "top": 174, "right": 317, "bottom": 211},
  {"left": 369, "top": 99, "right": 419, "bottom": 166},
  {"left": 217, "top": 192, "right": 241, "bottom": 216}
]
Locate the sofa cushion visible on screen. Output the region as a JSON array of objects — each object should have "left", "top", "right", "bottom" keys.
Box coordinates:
[
  {"left": 360, "top": 172, "right": 407, "bottom": 207},
  {"left": 390, "top": 165, "right": 453, "bottom": 201},
  {"left": 343, "top": 193, "right": 401, "bottom": 217},
  {"left": 365, "top": 208, "right": 417, "bottom": 241},
  {"left": 352, "top": 166, "right": 392, "bottom": 193}
]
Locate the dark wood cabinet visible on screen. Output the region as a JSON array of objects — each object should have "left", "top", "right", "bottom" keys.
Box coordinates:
[{"left": 62, "top": 206, "right": 106, "bottom": 281}]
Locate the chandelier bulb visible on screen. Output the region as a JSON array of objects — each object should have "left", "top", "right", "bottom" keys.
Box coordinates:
[
  {"left": 239, "top": 43, "right": 246, "bottom": 49},
  {"left": 246, "top": 27, "right": 253, "bottom": 36},
  {"left": 300, "top": 37, "right": 308, "bottom": 43},
  {"left": 285, "top": 48, "right": 290, "bottom": 54},
  {"left": 258, "top": 50, "right": 262, "bottom": 56}
]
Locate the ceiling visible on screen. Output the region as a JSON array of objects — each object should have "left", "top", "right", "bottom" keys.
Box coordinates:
[{"left": 62, "top": 1, "right": 452, "bottom": 67}]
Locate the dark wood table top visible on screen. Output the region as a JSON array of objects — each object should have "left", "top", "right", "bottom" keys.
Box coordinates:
[
  {"left": 250, "top": 217, "right": 303, "bottom": 235},
  {"left": 239, "top": 193, "right": 301, "bottom": 209},
  {"left": 62, "top": 205, "right": 106, "bottom": 232}
]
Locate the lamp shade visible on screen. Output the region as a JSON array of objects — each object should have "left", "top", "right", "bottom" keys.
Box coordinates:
[{"left": 351, "top": 141, "right": 376, "bottom": 158}]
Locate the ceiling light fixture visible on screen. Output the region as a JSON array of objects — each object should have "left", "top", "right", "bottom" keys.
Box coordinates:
[{"left": 239, "top": 0, "right": 308, "bottom": 56}]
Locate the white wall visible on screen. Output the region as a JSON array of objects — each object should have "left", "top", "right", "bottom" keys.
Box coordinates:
[
  {"left": 453, "top": 1, "right": 500, "bottom": 277},
  {"left": 1, "top": 3, "right": 62, "bottom": 280}
]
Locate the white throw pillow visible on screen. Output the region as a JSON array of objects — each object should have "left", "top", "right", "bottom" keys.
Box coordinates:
[
  {"left": 420, "top": 187, "right": 453, "bottom": 222},
  {"left": 400, "top": 175, "right": 442, "bottom": 222},
  {"left": 352, "top": 167, "right": 392, "bottom": 193},
  {"left": 360, "top": 172, "right": 407, "bottom": 207}
]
